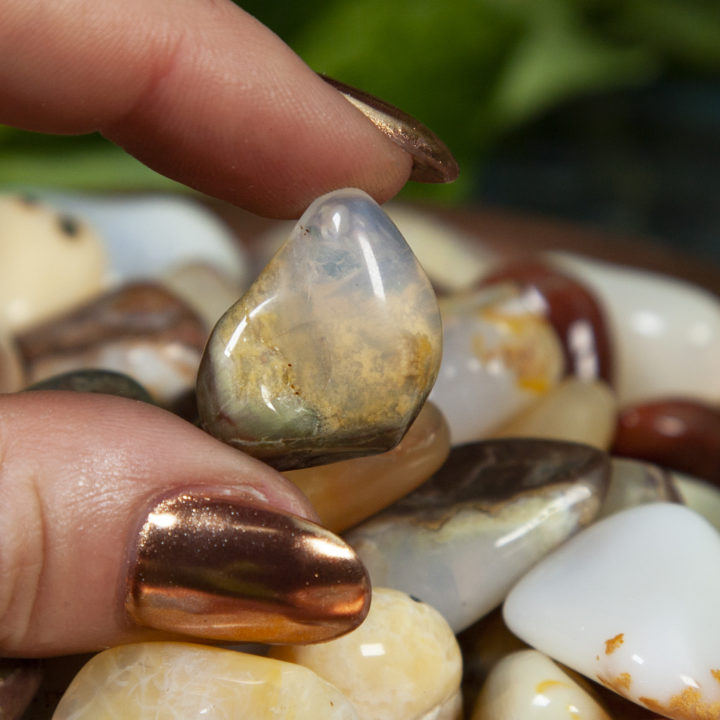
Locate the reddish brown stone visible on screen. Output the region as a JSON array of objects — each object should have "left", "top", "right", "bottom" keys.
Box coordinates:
[
  {"left": 612, "top": 399, "right": 720, "bottom": 486},
  {"left": 481, "top": 258, "right": 614, "bottom": 384}
]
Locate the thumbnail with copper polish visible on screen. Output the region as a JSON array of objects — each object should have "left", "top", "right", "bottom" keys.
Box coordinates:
[
  {"left": 126, "top": 493, "right": 371, "bottom": 644},
  {"left": 320, "top": 74, "right": 459, "bottom": 184}
]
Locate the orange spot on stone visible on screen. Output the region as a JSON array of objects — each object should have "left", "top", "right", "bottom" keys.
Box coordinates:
[
  {"left": 712, "top": 669, "right": 720, "bottom": 685},
  {"left": 604, "top": 633, "right": 624, "bottom": 655},
  {"left": 598, "top": 671, "right": 632, "bottom": 695},
  {"left": 536, "top": 679, "right": 569, "bottom": 694},
  {"left": 640, "top": 686, "right": 720, "bottom": 720}
]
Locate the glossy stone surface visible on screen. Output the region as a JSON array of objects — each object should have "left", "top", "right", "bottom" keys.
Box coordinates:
[
  {"left": 481, "top": 259, "right": 614, "bottom": 383},
  {"left": 612, "top": 398, "right": 720, "bottom": 486},
  {"left": 0, "top": 194, "right": 108, "bottom": 332},
  {"left": 491, "top": 378, "right": 617, "bottom": 449},
  {"left": 197, "top": 188, "right": 442, "bottom": 470},
  {"left": 16, "top": 282, "right": 207, "bottom": 407},
  {"left": 597, "top": 458, "right": 682, "bottom": 519},
  {"left": 24, "top": 369, "right": 154, "bottom": 403},
  {"left": 271, "top": 587, "right": 462, "bottom": 720},
  {"left": 37, "top": 192, "right": 249, "bottom": 288},
  {"left": 346, "top": 439, "right": 609, "bottom": 632},
  {"left": 284, "top": 402, "right": 450, "bottom": 532},
  {"left": 504, "top": 503, "right": 720, "bottom": 720},
  {"left": 430, "top": 286, "right": 564, "bottom": 444},
  {"left": 548, "top": 253, "right": 720, "bottom": 405},
  {"left": 160, "top": 262, "right": 243, "bottom": 332},
  {"left": 471, "top": 650, "right": 612, "bottom": 720},
  {"left": 53, "top": 643, "right": 358, "bottom": 720}
]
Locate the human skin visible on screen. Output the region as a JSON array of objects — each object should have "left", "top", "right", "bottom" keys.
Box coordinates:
[{"left": 0, "top": 0, "right": 415, "bottom": 656}]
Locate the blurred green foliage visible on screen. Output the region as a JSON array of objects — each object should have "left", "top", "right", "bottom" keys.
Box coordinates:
[{"left": 2, "top": 0, "right": 719, "bottom": 204}]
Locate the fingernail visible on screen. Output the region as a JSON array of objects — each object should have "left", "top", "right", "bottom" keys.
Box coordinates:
[
  {"left": 320, "top": 74, "right": 459, "bottom": 184},
  {"left": 126, "top": 492, "right": 370, "bottom": 644}
]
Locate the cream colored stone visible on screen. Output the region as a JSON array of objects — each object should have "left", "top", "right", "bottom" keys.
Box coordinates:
[
  {"left": 471, "top": 650, "right": 611, "bottom": 720},
  {"left": 52, "top": 642, "right": 357, "bottom": 720},
  {"left": 491, "top": 378, "right": 617, "bottom": 449},
  {"left": 0, "top": 194, "right": 108, "bottom": 331},
  {"left": 271, "top": 588, "right": 462, "bottom": 720}
]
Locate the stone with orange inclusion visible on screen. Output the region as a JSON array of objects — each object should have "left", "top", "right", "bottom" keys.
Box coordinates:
[{"left": 284, "top": 402, "right": 450, "bottom": 532}]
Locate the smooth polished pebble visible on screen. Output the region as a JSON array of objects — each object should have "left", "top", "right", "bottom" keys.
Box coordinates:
[
  {"left": 0, "top": 194, "right": 108, "bottom": 332},
  {"left": 346, "top": 439, "right": 609, "bottom": 632},
  {"left": 612, "top": 398, "right": 720, "bottom": 486},
  {"left": 271, "top": 587, "right": 462, "bottom": 720},
  {"left": 0, "top": 329, "right": 24, "bottom": 392},
  {"left": 548, "top": 252, "right": 720, "bottom": 405},
  {"left": 36, "top": 192, "right": 250, "bottom": 288},
  {"left": 597, "top": 458, "right": 682, "bottom": 519},
  {"left": 430, "top": 285, "right": 565, "bottom": 444},
  {"left": 504, "top": 503, "right": 720, "bottom": 720},
  {"left": 160, "top": 262, "right": 243, "bottom": 332},
  {"left": 490, "top": 377, "right": 617, "bottom": 449},
  {"left": 284, "top": 402, "right": 450, "bottom": 533},
  {"left": 481, "top": 258, "right": 614, "bottom": 383},
  {"left": 16, "top": 282, "right": 207, "bottom": 407},
  {"left": 471, "top": 649, "right": 612, "bottom": 720},
  {"left": 197, "top": 188, "right": 442, "bottom": 470},
  {"left": 674, "top": 472, "right": 720, "bottom": 532},
  {"left": 52, "top": 643, "right": 358, "bottom": 720}
]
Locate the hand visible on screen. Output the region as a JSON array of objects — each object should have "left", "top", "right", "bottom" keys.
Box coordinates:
[{"left": 0, "top": 0, "right": 425, "bottom": 657}]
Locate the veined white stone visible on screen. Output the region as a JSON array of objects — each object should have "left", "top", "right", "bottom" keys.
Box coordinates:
[
  {"left": 430, "top": 286, "right": 564, "bottom": 445},
  {"left": 36, "top": 192, "right": 249, "bottom": 288},
  {"left": 504, "top": 503, "right": 720, "bottom": 719},
  {"left": 547, "top": 252, "right": 720, "bottom": 405},
  {"left": 471, "top": 649, "right": 611, "bottom": 720}
]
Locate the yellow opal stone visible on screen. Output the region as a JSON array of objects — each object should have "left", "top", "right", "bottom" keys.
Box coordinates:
[
  {"left": 283, "top": 402, "right": 450, "bottom": 532},
  {"left": 270, "top": 587, "right": 463, "bottom": 720},
  {"left": 491, "top": 377, "right": 617, "bottom": 449},
  {"left": 52, "top": 642, "right": 358, "bottom": 720},
  {"left": 196, "top": 188, "right": 442, "bottom": 470}
]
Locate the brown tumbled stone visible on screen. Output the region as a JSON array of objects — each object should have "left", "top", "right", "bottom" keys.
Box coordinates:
[
  {"left": 612, "top": 399, "right": 720, "bottom": 486},
  {"left": 481, "top": 259, "right": 614, "bottom": 384}
]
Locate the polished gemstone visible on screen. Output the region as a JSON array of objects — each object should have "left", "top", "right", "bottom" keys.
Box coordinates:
[
  {"left": 271, "top": 587, "right": 462, "bottom": 720},
  {"left": 16, "top": 282, "right": 207, "bottom": 407},
  {"left": 548, "top": 253, "right": 720, "bottom": 405},
  {"left": 345, "top": 439, "right": 609, "bottom": 632},
  {"left": 0, "top": 193, "right": 107, "bottom": 332},
  {"left": 491, "top": 377, "right": 617, "bottom": 449},
  {"left": 197, "top": 188, "right": 442, "bottom": 470},
  {"left": 504, "top": 503, "right": 720, "bottom": 720},
  {"left": 430, "top": 286, "right": 564, "bottom": 444},
  {"left": 24, "top": 369, "right": 154, "bottom": 403},
  {"left": 284, "top": 401, "right": 450, "bottom": 532},
  {"left": 471, "top": 650, "right": 612, "bottom": 720},
  {"left": 53, "top": 643, "right": 358, "bottom": 719},
  {"left": 597, "top": 458, "right": 682, "bottom": 519},
  {"left": 481, "top": 259, "right": 614, "bottom": 383},
  {"left": 612, "top": 398, "right": 720, "bottom": 486}
]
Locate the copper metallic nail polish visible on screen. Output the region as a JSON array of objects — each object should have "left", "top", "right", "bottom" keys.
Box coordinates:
[
  {"left": 126, "top": 493, "right": 370, "bottom": 644},
  {"left": 320, "top": 74, "right": 459, "bottom": 184}
]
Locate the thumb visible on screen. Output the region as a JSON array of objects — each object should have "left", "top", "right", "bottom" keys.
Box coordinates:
[{"left": 0, "top": 391, "right": 369, "bottom": 657}]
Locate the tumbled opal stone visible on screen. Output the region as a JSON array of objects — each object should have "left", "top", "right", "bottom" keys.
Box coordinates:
[
  {"left": 197, "top": 188, "right": 442, "bottom": 470},
  {"left": 346, "top": 438, "right": 609, "bottom": 632},
  {"left": 271, "top": 587, "right": 463, "bottom": 720},
  {"left": 284, "top": 401, "right": 450, "bottom": 532},
  {"left": 481, "top": 259, "right": 614, "bottom": 384},
  {"left": 53, "top": 643, "right": 357, "bottom": 719}
]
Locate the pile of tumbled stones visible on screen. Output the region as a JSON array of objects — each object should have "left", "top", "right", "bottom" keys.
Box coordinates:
[{"left": 1, "top": 189, "right": 719, "bottom": 720}]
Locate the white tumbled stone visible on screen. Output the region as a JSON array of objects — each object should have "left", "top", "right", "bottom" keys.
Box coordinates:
[
  {"left": 547, "top": 252, "right": 720, "bottom": 405},
  {"left": 271, "top": 587, "right": 462, "bottom": 720},
  {"left": 504, "top": 503, "right": 720, "bottom": 720},
  {"left": 471, "top": 649, "right": 611, "bottom": 720},
  {"left": 52, "top": 642, "right": 357, "bottom": 720}
]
